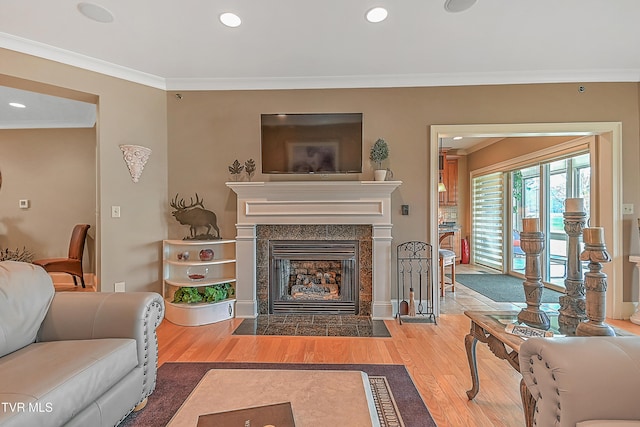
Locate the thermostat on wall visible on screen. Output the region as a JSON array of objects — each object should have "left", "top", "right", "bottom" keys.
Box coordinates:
[{"left": 19, "top": 199, "right": 30, "bottom": 209}]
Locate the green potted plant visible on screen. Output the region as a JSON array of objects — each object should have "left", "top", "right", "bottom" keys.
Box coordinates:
[{"left": 370, "top": 138, "right": 389, "bottom": 181}]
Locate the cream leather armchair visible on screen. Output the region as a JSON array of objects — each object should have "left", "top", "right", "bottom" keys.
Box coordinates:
[
  {"left": 519, "top": 336, "right": 640, "bottom": 427},
  {"left": 0, "top": 261, "right": 164, "bottom": 427}
]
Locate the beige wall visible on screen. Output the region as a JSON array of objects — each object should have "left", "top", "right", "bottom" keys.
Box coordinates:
[
  {"left": 2, "top": 47, "right": 639, "bottom": 304},
  {"left": 0, "top": 48, "right": 169, "bottom": 293},
  {"left": 167, "top": 84, "right": 640, "bottom": 304},
  {"left": 0, "top": 128, "right": 96, "bottom": 272}
]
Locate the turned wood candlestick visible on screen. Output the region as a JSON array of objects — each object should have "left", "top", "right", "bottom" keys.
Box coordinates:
[
  {"left": 577, "top": 227, "right": 615, "bottom": 336},
  {"left": 517, "top": 223, "right": 550, "bottom": 330},
  {"left": 558, "top": 200, "right": 587, "bottom": 335}
]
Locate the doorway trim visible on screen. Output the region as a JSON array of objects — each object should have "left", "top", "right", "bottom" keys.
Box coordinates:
[{"left": 430, "top": 122, "right": 623, "bottom": 319}]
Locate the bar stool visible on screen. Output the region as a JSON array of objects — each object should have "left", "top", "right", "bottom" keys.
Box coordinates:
[{"left": 439, "top": 232, "right": 456, "bottom": 296}]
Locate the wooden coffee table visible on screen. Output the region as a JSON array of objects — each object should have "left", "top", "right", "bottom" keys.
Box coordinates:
[{"left": 167, "top": 369, "right": 381, "bottom": 427}]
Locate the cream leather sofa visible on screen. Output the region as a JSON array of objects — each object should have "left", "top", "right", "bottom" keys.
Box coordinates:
[
  {"left": 0, "top": 261, "right": 164, "bottom": 427},
  {"left": 519, "top": 336, "right": 640, "bottom": 427}
]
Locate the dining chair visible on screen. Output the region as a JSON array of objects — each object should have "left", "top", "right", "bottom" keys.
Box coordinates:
[
  {"left": 33, "top": 224, "right": 91, "bottom": 288},
  {"left": 439, "top": 232, "right": 456, "bottom": 296}
]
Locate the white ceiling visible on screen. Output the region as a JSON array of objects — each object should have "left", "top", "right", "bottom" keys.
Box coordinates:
[
  {"left": 1, "top": 0, "right": 639, "bottom": 91},
  {"left": 1, "top": 1, "right": 639, "bottom": 129},
  {"left": 0, "top": 86, "right": 96, "bottom": 129},
  {"left": 440, "top": 136, "right": 496, "bottom": 153}
]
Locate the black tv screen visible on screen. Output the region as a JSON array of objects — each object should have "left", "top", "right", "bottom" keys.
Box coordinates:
[{"left": 261, "top": 113, "right": 363, "bottom": 174}]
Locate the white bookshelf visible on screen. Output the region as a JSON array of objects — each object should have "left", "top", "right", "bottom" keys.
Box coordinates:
[{"left": 162, "top": 239, "right": 236, "bottom": 326}]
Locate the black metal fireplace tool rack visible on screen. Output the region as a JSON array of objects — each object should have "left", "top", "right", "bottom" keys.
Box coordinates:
[{"left": 395, "top": 241, "right": 436, "bottom": 324}]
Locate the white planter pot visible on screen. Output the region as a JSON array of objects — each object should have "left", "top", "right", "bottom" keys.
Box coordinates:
[{"left": 374, "top": 169, "right": 387, "bottom": 181}]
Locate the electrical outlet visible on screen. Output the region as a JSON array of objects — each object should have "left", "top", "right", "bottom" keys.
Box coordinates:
[
  {"left": 114, "top": 282, "right": 125, "bottom": 292},
  {"left": 623, "top": 204, "right": 634, "bottom": 215},
  {"left": 111, "top": 206, "right": 121, "bottom": 218},
  {"left": 19, "top": 199, "right": 30, "bottom": 209}
]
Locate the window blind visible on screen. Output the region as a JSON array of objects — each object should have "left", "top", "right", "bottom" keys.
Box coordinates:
[{"left": 472, "top": 172, "right": 504, "bottom": 270}]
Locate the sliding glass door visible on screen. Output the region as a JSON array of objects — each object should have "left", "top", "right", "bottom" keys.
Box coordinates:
[
  {"left": 511, "top": 165, "right": 539, "bottom": 273},
  {"left": 510, "top": 153, "right": 590, "bottom": 286}
]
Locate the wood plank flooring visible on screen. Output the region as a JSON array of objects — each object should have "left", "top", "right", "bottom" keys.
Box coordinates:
[
  {"left": 58, "top": 264, "right": 640, "bottom": 426},
  {"left": 158, "top": 314, "right": 517, "bottom": 426},
  {"left": 156, "top": 283, "right": 640, "bottom": 427}
]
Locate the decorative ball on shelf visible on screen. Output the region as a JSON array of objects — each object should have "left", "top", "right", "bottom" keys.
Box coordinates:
[{"left": 199, "top": 248, "right": 214, "bottom": 261}]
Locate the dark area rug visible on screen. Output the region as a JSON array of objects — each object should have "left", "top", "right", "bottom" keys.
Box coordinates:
[
  {"left": 120, "top": 362, "right": 435, "bottom": 427},
  {"left": 455, "top": 273, "right": 564, "bottom": 303}
]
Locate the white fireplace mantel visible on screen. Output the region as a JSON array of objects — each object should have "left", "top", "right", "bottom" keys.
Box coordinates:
[{"left": 227, "top": 180, "right": 402, "bottom": 319}]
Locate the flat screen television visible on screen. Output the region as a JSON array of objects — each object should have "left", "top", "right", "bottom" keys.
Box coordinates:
[{"left": 261, "top": 113, "right": 363, "bottom": 174}]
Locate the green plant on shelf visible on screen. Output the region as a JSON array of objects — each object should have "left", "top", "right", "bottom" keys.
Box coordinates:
[
  {"left": 172, "top": 287, "right": 203, "bottom": 303},
  {"left": 173, "top": 283, "right": 235, "bottom": 304},
  {"left": 202, "top": 282, "right": 234, "bottom": 302}
]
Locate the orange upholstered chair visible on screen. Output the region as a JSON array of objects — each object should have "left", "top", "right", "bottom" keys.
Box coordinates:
[{"left": 33, "top": 224, "right": 91, "bottom": 288}]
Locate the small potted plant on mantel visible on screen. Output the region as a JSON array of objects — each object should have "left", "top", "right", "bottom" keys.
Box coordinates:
[{"left": 370, "top": 138, "right": 389, "bottom": 181}]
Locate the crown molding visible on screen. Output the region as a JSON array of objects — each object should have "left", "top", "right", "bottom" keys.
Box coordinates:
[
  {"left": 0, "top": 32, "right": 166, "bottom": 90},
  {"left": 2, "top": 32, "right": 639, "bottom": 91},
  {"left": 165, "top": 69, "right": 640, "bottom": 91}
]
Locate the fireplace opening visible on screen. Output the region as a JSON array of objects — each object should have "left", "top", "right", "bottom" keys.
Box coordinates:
[{"left": 269, "top": 240, "right": 359, "bottom": 315}]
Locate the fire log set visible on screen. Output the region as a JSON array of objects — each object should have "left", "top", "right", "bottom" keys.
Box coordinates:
[{"left": 287, "top": 262, "right": 342, "bottom": 301}]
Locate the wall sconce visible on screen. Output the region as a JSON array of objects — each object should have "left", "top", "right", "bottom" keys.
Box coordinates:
[{"left": 120, "top": 144, "right": 151, "bottom": 183}]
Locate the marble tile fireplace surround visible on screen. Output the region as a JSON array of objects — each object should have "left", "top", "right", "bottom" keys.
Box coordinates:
[
  {"left": 266, "top": 235, "right": 363, "bottom": 315},
  {"left": 227, "top": 181, "right": 401, "bottom": 319}
]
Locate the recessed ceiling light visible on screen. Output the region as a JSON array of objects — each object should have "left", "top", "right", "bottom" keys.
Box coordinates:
[
  {"left": 453, "top": 136, "right": 463, "bottom": 140},
  {"left": 9, "top": 102, "right": 26, "bottom": 108},
  {"left": 366, "top": 7, "right": 388, "bottom": 23},
  {"left": 77, "top": 2, "right": 114, "bottom": 23},
  {"left": 444, "top": 0, "right": 477, "bottom": 13},
  {"left": 220, "top": 12, "right": 241, "bottom": 28}
]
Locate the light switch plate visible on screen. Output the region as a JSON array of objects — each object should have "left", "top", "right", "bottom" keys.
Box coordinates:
[{"left": 19, "top": 199, "right": 29, "bottom": 209}]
